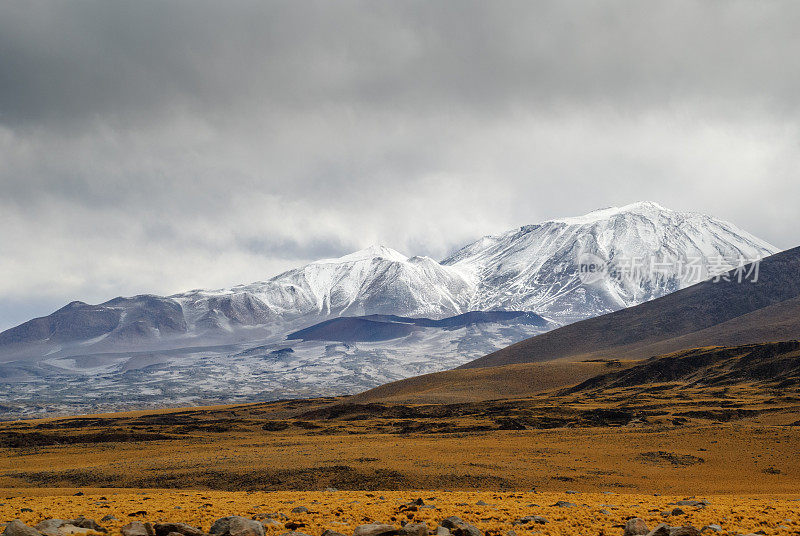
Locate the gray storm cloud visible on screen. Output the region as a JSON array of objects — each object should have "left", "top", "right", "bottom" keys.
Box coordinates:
[{"left": 0, "top": 0, "right": 798, "bottom": 329}]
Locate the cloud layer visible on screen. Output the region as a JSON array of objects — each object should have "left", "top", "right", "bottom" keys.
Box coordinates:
[{"left": 1, "top": 1, "right": 798, "bottom": 329}]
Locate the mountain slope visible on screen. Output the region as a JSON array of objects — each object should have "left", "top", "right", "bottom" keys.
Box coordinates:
[
  {"left": 443, "top": 201, "right": 778, "bottom": 321},
  {"left": 462, "top": 246, "right": 800, "bottom": 368}
]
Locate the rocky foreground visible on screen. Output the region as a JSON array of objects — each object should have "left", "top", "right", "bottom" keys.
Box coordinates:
[{"left": 0, "top": 491, "right": 797, "bottom": 536}]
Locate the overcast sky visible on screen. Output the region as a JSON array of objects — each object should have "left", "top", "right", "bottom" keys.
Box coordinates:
[{"left": 1, "top": 1, "right": 799, "bottom": 329}]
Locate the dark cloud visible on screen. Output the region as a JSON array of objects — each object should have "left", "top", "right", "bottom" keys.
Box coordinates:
[{"left": 0, "top": 1, "right": 798, "bottom": 329}]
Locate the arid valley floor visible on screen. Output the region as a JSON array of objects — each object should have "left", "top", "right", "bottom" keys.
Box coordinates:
[{"left": 2, "top": 346, "right": 799, "bottom": 536}]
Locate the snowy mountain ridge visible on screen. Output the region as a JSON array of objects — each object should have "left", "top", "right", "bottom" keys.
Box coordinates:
[{"left": 0, "top": 202, "right": 780, "bottom": 351}]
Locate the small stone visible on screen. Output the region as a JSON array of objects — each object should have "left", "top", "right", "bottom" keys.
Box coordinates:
[
  {"left": 435, "top": 528, "right": 450, "bottom": 536},
  {"left": 671, "top": 508, "right": 686, "bottom": 516},
  {"left": 291, "top": 507, "right": 309, "bottom": 514},
  {"left": 321, "top": 531, "right": 347, "bottom": 536},
  {"left": 100, "top": 517, "right": 117, "bottom": 523},
  {"left": 624, "top": 518, "right": 649, "bottom": 536},
  {"left": 259, "top": 520, "right": 282, "bottom": 529},
  {"left": 565, "top": 491, "right": 578, "bottom": 495},
  {"left": 210, "top": 517, "right": 265, "bottom": 536},
  {"left": 277, "top": 533, "right": 313, "bottom": 536},
  {"left": 701, "top": 526, "right": 722, "bottom": 533},
  {"left": 475, "top": 501, "right": 488, "bottom": 506},
  {"left": 353, "top": 524, "right": 397, "bottom": 536},
  {"left": 600, "top": 510, "right": 611, "bottom": 515},
  {"left": 3, "top": 520, "right": 41, "bottom": 536},
  {"left": 553, "top": 501, "right": 576, "bottom": 508}
]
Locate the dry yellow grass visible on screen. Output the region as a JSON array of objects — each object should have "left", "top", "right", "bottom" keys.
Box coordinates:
[{"left": 1, "top": 490, "right": 799, "bottom": 536}]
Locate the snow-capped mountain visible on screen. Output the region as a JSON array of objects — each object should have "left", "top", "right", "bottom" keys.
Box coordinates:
[
  {"left": 443, "top": 201, "right": 779, "bottom": 321},
  {"left": 0, "top": 202, "right": 782, "bottom": 417},
  {"left": 173, "top": 245, "right": 475, "bottom": 333}
]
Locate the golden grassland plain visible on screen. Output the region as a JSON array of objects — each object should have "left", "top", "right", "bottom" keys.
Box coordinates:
[
  {"left": 1, "top": 381, "right": 799, "bottom": 494},
  {"left": 1, "top": 490, "right": 799, "bottom": 536}
]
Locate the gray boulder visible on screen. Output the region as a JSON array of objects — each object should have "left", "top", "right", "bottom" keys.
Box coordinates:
[
  {"left": 121, "top": 523, "right": 153, "bottom": 536},
  {"left": 3, "top": 520, "right": 40, "bottom": 536},
  {"left": 439, "top": 518, "right": 481, "bottom": 536},
  {"left": 399, "top": 524, "right": 428, "bottom": 536},
  {"left": 625, "top": 518, "right": 649, "bottom": 536},
  {"left": 210, "top": 517, "right": 265, "bottom": 536}
]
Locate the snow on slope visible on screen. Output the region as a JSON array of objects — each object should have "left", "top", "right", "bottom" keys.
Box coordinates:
[
  {"left": 172, "top": 245, "right": 476, "bottom": 332},
  {"left": 443, "top": 201, "right": 779, "bottom": 321}
]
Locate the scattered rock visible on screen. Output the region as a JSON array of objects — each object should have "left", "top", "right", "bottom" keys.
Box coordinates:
[
  {"left": 440, "top": 517, "right": 482, "bottom": 536},
  {"left": 291, "top": 507, "right": 309, "bottom": 514},
  {"left": 475, "top": 501, "right": 488, "bottom": 506},
  {"left": 74, "top": 492, "right": 84, "bottom": 497},
  {"left": 277, "top": 533, "right": 313, "bottom": 536},
  {"left": 100, "top": 517, "right": 117, "bottom": 523},
  {"left": 624, "top": 518, "right": 649, "bottom": 536},
  {"left": 20, "top": 509, "right": 33, "bottom": 514},
  {"left": 553, "top": 501, "right": 576, "bottom": 508},
  {"left": 600, "top": 510, "right": 611, "bottom": 515},
  {"left": 3, "top": 520, "right": 41, "bottom": 536},
  {"left": 434, "top": 528, "right": 450, "bottom": 536},
  {"left": 210, "top": 517, "right": 265, "bottom": 536},
  {"left": 259, "top": 520, "right": 282, "bottom": 529},
  {"left": 671, "top": 509, "right": 686, "bottom": 516},
  {"left": 353, "top": 524, "right": 397, "bottom": 536},
  {"left": 565, "top": 491, "right": 578, "bottom": 495},
  {"left": 701, "top": 526, "right": 722, "bottom": 533}
]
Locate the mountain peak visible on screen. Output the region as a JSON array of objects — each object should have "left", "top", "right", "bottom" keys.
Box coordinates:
[
  {"left": 552, "top": 201, "right": 672, "bottom": 225},
  {"left": 332, "top": 245, "right": 408, "bottom": 263}
]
